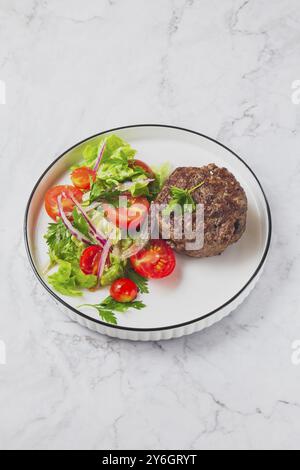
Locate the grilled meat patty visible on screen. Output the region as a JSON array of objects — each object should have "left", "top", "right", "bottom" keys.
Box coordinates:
[{"left": 155, "top": 164, "right": 248, "bottom": 257}]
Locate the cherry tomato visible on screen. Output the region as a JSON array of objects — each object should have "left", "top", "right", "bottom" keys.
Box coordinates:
[
  {"left": 71, "top": 166, "right": 96, "bottom": 191},
  {"left": 130, "top": 240, "right": 176, "bottom": 279},
  {"left": 104, "top": 196, "right": 150, "bottom": 229},
  {"left": 45, "top": 185, "right": 83, "bottom": 221},
  {"left": 110, "top": 278, "right": 138, "bottom": 303},
  {"left": 130, "top": 159, "right": 155, "bottom": 178},
  {"left": 80, "top": 245, "right": 103, "bottom": 275}
]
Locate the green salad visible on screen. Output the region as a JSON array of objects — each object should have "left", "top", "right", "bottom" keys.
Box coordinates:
[{"left": 43, "top": 134, "right": 175, "bottom": 324}]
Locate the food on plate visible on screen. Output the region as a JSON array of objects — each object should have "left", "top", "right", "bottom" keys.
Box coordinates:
[
  {"left": 130, "top": 240, "right": 176, "bottom": 279},
  {"left": 78, "top": 296, "right": 145, "bottom": 326},
  {"left": 80, "top": 245, "right": 105, "bottom": 275},
  {"left": 103, "top": 196, "right": 150, "bottom": 229},
  {"left": 155, "top": 164, "right": 247, "bottom": 258},
  {"left": 43, "top": 134, "right": 172, "bottom": 324},
  {"left": 129, "top": 159, "right": 155, "bottom": 178},
  {"left": 43, "top": 134, "right": 247, "bottom": 325},
  {"left": 71, "top": 167, "right": 97, "bottom": 190},
  {"left": 110, "top": 278, "right": 138, "bottom": 303},
  {"left": 44, "top": 185, "right": 83, "bottom": 221}
]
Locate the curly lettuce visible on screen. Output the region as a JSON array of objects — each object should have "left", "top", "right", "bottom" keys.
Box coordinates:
[{"left": 48, "top": 260, "right": 97, "bottom": 296}]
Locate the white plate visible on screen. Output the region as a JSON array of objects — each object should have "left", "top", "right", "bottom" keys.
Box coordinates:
[{"left": 24, "top": 125, "right": 271, "bottom": 341}]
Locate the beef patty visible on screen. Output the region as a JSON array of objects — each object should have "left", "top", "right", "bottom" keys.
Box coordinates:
[{"left": 154, "top": 164, "right": 248, "bottom": 257}]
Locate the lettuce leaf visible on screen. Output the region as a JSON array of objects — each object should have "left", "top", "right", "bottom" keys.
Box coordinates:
[
  {"left": 83, "top": 134, "right": 155, "bottom": 203},
  {"left": 89, "top": 161, "right": 147, "bottom": 203},
  {"left": 149, "top": 162, "right": 171, "bottom": 198},
  {"left": 83, "top": 134, "right": 136, "bottom": 168},
  {"left": 48, "top": 260, "right": 97, "bottom": 296},
  {"left": 98, "top": 149, "right": 144, "bottom": 184},
  {"left": 89, "top": 181, "right": 121, "bottom": 204},
  {"left": 101, "top": 144, "right": 136, "bottom": 166},
  {"left": 100, "top": 254, "right": 126, "bottom": 287},
  {"left": 128, "top": 179, "right": 150, "bottom": 197}
]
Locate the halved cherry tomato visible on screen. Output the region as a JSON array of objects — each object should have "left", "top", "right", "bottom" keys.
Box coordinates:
[
  {"left": 45, "top": 185, "right": 83, "bottom": 221},
  {"left": 130, "top": 159, "right": 155, "bottom": 178},
  {"left": 80, "top": 245, "right": 103, "bottom": 275},
  {"left": 110, "top": 278, "right": 138, "bottom": 303},
  {"left": 130, "top": 240, "right": 176, "bottom": 279},
  {"left": 71, "top": 167, "right": 96, "bottom": 191},
  {"left": 104, "top": 196, "right": 150, "bottom": 229}
]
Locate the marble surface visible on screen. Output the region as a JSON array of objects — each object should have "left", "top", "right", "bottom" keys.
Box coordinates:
[{"left": 0, "top": 0, "right": 300, "bottom": 450}]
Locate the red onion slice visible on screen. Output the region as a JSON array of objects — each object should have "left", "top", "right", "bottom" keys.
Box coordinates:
[
  {"left": 93, "top": 141, "right": 106, "bottom": 173},
  {"left": 97, "top": 239, "right": 112, "bottom": 282},
  {"left": 67, "top": 193, "right": 106, "bottom": 246},
  {"left": 85, "top": 202, "right": 101, "bottom": 213},
  {"left": 57, "top": 195, "right": 91, "bottom": 245}
]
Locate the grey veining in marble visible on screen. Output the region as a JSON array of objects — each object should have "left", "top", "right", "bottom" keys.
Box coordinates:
[{"left": 0, "top": 0, "right": 300, "bottom": 450}]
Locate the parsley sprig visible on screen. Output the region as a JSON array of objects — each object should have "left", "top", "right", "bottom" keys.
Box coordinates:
[
  {"left": 44, "top": 219, "right": 82, "bottom": 264},
  {"left": 78, "top": 296, "right": 146, "bottom": 325},
  {"left": 165, "top": 181, "right": 205, "bottom": 214},
  {"left": 125, "top": 267, "right": 149, "bottom": 294}
]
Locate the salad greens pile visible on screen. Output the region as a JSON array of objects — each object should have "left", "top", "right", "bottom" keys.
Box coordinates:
[
  {"left": 43, "top": 134, "right": 171, "bottom": 324},
  {"left": 78, "top": 296, "right": 146, "bottom": 326},
  {"left": 82, "top": 135, "right": 169, "bottom": 201}
]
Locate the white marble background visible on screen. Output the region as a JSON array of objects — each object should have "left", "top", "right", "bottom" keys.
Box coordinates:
[{"left": 0, "top": 0, "right": 300, "bottom": 450}]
